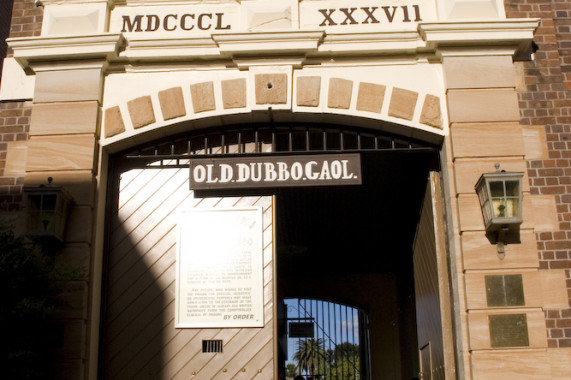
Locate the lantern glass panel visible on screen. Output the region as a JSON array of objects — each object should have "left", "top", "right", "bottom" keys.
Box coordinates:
[
  {"left": 505, "top": 180, "right": 520, "bottom": 218},
  {"left": 27, "top": 193, "right": 59, "bottom": 233},
  {"left": 490, "top": 181, "right": 507, "bottom": 218},
  {"left": 477, "top": 184, "right": 492, "bottom": 223},
  {"left": 489, "top": 180, "right": 521, "bottom": 219}
]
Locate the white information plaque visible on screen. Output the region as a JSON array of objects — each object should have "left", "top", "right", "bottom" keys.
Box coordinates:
[{"left": 176, "top": 207, "right": 264, "bottom": 328}]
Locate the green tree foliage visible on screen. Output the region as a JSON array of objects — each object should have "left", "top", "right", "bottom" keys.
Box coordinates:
[
  {"left": 294, "top": 338, "right": 327, "bottom": 376},
  {"left": 0, "top": 227, "right": 61, "bottom": 380},
  {"left": 328, "top": 342, "right": 360, "bottom": 380},
  {"left": 292, "top": 341, "right": 361, "bottom": 380},
  {"left": 286, "top": 363, "right": 297, "bottom": 378}
]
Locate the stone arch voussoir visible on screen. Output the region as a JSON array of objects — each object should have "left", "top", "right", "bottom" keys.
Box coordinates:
[{"left": 102, "top": 73, "right": 445, "bottom": 150}]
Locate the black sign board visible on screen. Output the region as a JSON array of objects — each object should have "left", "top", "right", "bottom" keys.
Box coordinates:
[
  {"left": 289, "top": 322, "right": 315, "bottom": 338},
  {"left": 189, "top": 153, "right": 362, "bottom": 190}
]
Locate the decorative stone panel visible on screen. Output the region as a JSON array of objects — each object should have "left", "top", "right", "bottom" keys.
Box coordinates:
[
  {"left": 104, "top": 106, "right": 125, "bottom": 138},
  {"left": 420, "top": 94, "right": 442, "bottom": 129},
  {"left": 356, "top": 82, "right": 385, "bottom": 114},
  {"left": 296, "top": 76, "right": 321, "bottom": 107},
  {"left": 328, "top": 78, "right": 353, "bottom": 109},
  {"left": 190, "top": 82, "right": 216, "bottom": 113},
  {"left": 255, "top": 74, "right": 287, "bottom": 104},
  {"left": 102, "top": 75, "right": 445, "bottom": 147},
  {"left": 127, "top": 96, "right": 155, "bottom": 129},
  {"left": 158, "top": 87, "right": 186, "bottom": 120},
  {"left": 389, "top": 88, "right": 418, "bottom": 121},
  {"left": 222, "top": 78, "right": 247, "bottom": 109}
]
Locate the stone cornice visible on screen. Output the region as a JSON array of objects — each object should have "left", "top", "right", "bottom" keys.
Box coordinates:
[
  {"left": 122, "top": 37, "right": 220, "bottom": 60},
  {"left": 318, "top": 31, "right": 423, "bottom": 56},
  {"left": 8, "top": 34, "right": 125, "bottom": 72},
  {"left": 6, "top": 19, "right": 540, "bottom": 72},
  {"left": 212, "top": 31, "right": 324, "bottom": 56},
  {"left": 419, "top": 19, "right": 540, "bottom": 57}
]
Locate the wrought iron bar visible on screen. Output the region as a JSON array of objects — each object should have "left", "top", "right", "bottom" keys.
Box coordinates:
[{"left": 122, "top": 124, "right": 438, "bottom": 169}]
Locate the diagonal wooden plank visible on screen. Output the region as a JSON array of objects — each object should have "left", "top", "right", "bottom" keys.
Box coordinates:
[
  {"left": 228, "top": 339, "right": 274, "bottom": 380},
  {"left": 167, "top": 328, "right": 243, "bottom": 380},
  {"left": 108, "top": 224, "right": 176, "bottom": 292},
  {"left": 104, "top": 164, "right": 275, "bottom": 380},
  {"left": 106, "top": 263, "right": 175, "bottom": 338},
  {"left": 110, "top": 168, "right": 189, "bottom": 253},
  {"left": 108, "top": 243, "right": 176, "bottom": 319}
]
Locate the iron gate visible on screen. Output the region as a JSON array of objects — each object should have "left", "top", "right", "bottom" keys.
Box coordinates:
[{"left": 285, "top": 298, "right": 370, "bottom": 380}]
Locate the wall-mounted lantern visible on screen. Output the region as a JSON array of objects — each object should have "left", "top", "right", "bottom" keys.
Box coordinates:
[
  {"left": 475, "top": 164, "right": 524, "bottom": 258},
  {"left": 23, "top": 177, "right": 73, "bottom": 245}
]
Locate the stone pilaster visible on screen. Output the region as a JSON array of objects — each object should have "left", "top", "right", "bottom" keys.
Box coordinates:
[{"left": 442, "top": 52, "right": 569, "bottom": 378}]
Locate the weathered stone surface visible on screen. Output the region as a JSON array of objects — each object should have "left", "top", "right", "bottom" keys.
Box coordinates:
[
  {"left": 296, "top": 76, "right": 321, "bottom": 107},
  {"left": 454, "top": 157, "right": 529, "bottom": 194},
  {"left": 158, "top": 87, "right": 186, "bottom": 120},
  {"left": 451, "top": 123, "right": 524, "bottom": 158},
  {"left": 447, "top": 89, "right": 520, "bottom": 123},
  {"left": 26, "top": 135, "right": 96, "bottom": 172},
  {"left": 104, "top": 106, "right": 125, "bottom": 138},
  {"left": 5, "top": 141, "right": 27, "bottom": 176},
  {"left": 356, "top": 82, "right": 385, "bottom": 113},
  {"left": 34, "top": 69, "right": 102, "bottom": 103},
  {"left": 443, "top": 56, "right": 516, "bottom": 89},
  {"left": 30, "top": 101, "right": 99, "bottom": 136},
  {"left": 127, "top": 96, "right": 156, "bottom": 129},
  {"left": 420, "top": 94, "right": 442, "bottom": 128},
  {"left": 328, "top": 78, "right": 353, "bottom": 109},
  {"left": 388, "top": 87, "right": 418, "bottom": 121},
  {"left": 530, "top": 195, "right": 558, "bottom": 232},
  {"left": 190, "top": 82, "right": 216, "bottom": 113},
  {"left": 522, "top": 125, "right": 548, "bottom": 159},
  {"left": 65, "top": 206, "right": 93, "bottom": 244},
  {"left": 222, "top": 78, "right": 247, "bottom": 109},
  {"left": 462, "top": 231, "right": 539, "bottom": 270},
  {"left": 255, "top": 74, "right": 287, "bottom": 104}
]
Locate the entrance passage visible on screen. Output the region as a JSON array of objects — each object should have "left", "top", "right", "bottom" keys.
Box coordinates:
[
  {"left": 285, "top": 298, "right": 367, "bottom": 380},
  {"left": 106, "top": 122, "right": 446, "bottom": 380},
  {"left": 276, "top": 151, "right": 439, "bottom": 380}
]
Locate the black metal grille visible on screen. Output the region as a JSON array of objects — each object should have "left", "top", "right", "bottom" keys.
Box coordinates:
[
  {"left": 122, "top": 124, "right": 438, "bottom": 169},
  {"left": 202, "top": 340, "right": 223, "bottom": 353}
]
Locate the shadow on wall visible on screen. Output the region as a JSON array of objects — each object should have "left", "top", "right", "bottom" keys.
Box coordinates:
[
  {"left": 100, "top": 166, "right": 184, "bottom": 379},
  {"left": 0, "top": 0, "right": 15, "bottom": 78},
  {"left": 99, "top": 165, "right": 277, "bottom": 379}
]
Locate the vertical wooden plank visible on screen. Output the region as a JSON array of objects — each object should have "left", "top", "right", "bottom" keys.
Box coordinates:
[{"left": 413, "top": 173, "right": 456, "bottom": 380}]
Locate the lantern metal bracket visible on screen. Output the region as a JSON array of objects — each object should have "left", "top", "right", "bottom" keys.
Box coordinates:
[{"left": 496, "top": 226, "right": 510, "bottom": 259}]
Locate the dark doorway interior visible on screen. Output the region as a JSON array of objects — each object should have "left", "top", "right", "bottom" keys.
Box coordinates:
[{"left": 276, "top": 151, "right": 438, "bottom": 380}]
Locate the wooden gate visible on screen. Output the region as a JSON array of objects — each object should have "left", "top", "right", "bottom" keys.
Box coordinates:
[
  {"left": 413, "top": 172, "right": 455, "bottom": 380},
  {"left": 100, "top": 165, "right": 275, "bottom": 379}
]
